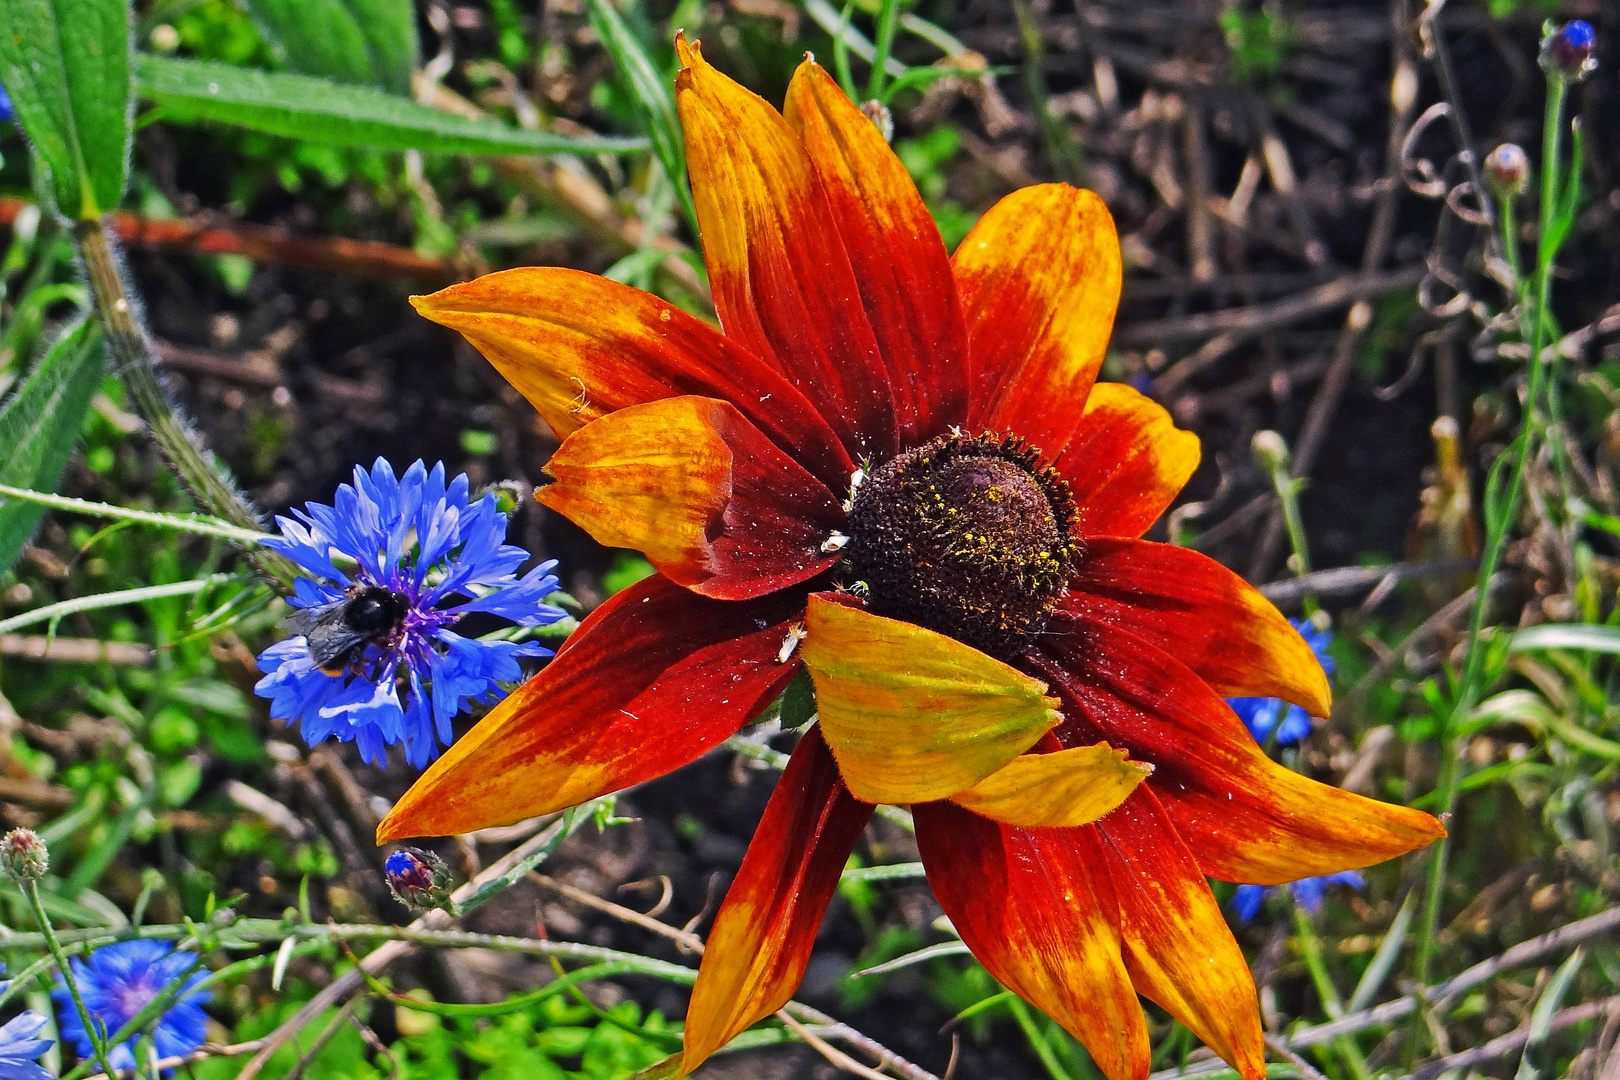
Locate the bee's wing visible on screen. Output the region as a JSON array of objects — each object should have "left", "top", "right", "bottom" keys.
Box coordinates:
[{"left": 285, "top": 603, "right": 366, "bottom": 669}]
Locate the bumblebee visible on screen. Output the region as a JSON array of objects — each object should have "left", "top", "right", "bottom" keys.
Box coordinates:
[{"left": 285, "top": 585, "right": 411, "bottom": 676}]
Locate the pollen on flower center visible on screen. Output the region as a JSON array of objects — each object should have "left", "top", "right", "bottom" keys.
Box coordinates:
[{"left": 846, "top": 431, "right": 1079, "bottom": 659}]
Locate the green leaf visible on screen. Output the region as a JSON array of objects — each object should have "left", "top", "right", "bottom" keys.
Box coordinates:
[
  {"left": 582, "top": 0, "right": 696, "bottom": 234},
  {"left": 0, "top": 317, "right": 105, "bottom": 575},
  {"left": 0, "top": 0, "right": 132, "bottom": 218},
  {"left": 1510, "top": 623, "right": 1620, "bottom": 654},
  {"left": 135, "top": 56, "right": 648, "bottom": 156},
  {"left": 1515, "top": 947, "right": 1583, "bottom": 1080},
  {"left": 242, "top": 0, "right": 418, "bottom": 95}
]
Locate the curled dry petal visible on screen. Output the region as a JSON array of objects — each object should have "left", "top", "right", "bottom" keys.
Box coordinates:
[{"left": 801, "top": 594, "right": 1059, "bottom": 804}]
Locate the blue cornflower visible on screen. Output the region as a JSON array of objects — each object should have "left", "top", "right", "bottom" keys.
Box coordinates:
[
  {"left": 1226, "top": 617, "right": 1334, "bottom": 746},
  {"left": 0, "top": 963, "right": 54, "bottom": 1080},
  {"left": 0, "top": 1011, "right": 53, "bottom": 1080},
  {"left": 0, "top": 82, "right": 13, "bottom": 125},
  {"left": 51, "top": 941, "right": 209, "bottom": 1072},
  {"left": 254, "top": 459, "right": 566, "bottom": 768},
  {"left": 1230, "top": 871, "right": 1365, "bottom": 923}
]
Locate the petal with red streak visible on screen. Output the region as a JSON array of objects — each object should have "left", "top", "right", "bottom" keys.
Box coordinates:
[
  {"left": 1030, "top": 616, "right": 1446, "bottom": 885},
  {"left": 377, "top": 575, "right": 804, "bottom": 841},
  {"left": 783, "top": 59, "right": 967, "bottom": 442},
  {"left": 538, "top": 396, "right": 845, "bottom": 600},
  {"left": 675, "top": 36, "right": 895, "bottom": 461},
  {"left": 410, "top": 268, "right": 852, "bottom": 491},
  {"left": 914, "top": 802, "right": 1149, "bottom": 1080},
  {"left": 1094, "top": 788, "right": 1265, "bottom": 1080},
  {"left": 1055, "top": 382, "right": 1199, "bottom": 538},
  {"left": 801, "top": 595, "right": 1060, "bottom": 804},
  {"left": 954, "top": 184, "right": 1122, "bottom": 453},
  {"left": 1063, "top": 538, "right": 1330, "bottom": 713},
  {"left": 679, "top": 726, "right": 873, "bottom": 1074}
]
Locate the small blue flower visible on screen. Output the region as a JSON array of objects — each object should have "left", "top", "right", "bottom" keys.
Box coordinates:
[
  {"left": 254, "top": 459, "right": 567, "bottom": 768},
  {"left": 0, "top": 1010, "right": 53, "bottom": 1080},
  {"left": 1226, "top": 617, "right": 1334, "bottom": 746},
  {"left": 0, "top": 81, "right": 13, "bottom": 125},
  {"left": 1230, "top": 871, "right": 1365, "bottom": 923},
  {"left": 51, "top": 941, "right": 209, "bottom": 1073},
  {"left": 1542, "top": 20, "right": 1596, "bottom": 79}
]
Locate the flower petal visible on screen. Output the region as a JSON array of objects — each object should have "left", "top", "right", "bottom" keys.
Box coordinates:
[
  {"left": 1054, "top": 383, "right": 1200, "bottom": 538},
  {"left": 782, "top": 59, "right": 968, "bottom": 442},
  {"left": 914, "top": 802, "right": 1149, "bottom": 1080},
  {"left": 948, "top": 741, "right": 1152, "bottom": 828},
  {"left": 537, "top": 396, "right": 845, "bottom": 600},
  {"left": 1062, "top": 538, "right": 1330, "bottom": 714},
  {"left": 377, "top": 575, "right": 805, "bottom": 840},
  {"left": 1031, "top": 615, "right": 1446, "bottom": 885},
  {"left": 1094, "top": 788, "right": 1265, "bottom": 1080},
  {"left": 801, "top": 594, "right": 1059, "bottom": 804},
  {"left": 679, "top": 726, "right": 873, "bottom": 1074},
  {"left": 675, "top": 35, "right": 896, "bottom": 461},
  {"left": 410, "top": 268, "right": 853, "bottom": 489},
  {"left": 954, "top": 184, "right": 1122, "bottom": 453}
]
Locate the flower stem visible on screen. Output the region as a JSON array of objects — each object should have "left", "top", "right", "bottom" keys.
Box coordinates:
[
  {"left": 1410, "top": 64, "right": 1571, "bottom": 1005},
  {"left": 22, "top": 880, "right": 120, "bottom": 1080},
  {"left": 72, "top": 219, "right": 300, "bottom": 593},
  {"left": 1292, "top": 903, "right": 1372, "bottom": 1080},
  {"left": 866, "top": 0, "right": 900, "bottom": 101}
]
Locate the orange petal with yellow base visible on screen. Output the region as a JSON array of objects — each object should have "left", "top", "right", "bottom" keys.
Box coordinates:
[
  {"left": 1095, "top": 787, "right": 1266, "bottom": 1080},
  {"left": 678, "top": 726, "right": 873, "bottom": 1075},
  {"left": 1055, "top": 383, "right": 1200, "bottom": 539},
  {"left": 409, "top": 268, "right": 852, "bottom": 490},
  {"left": 954, "top": 184, "right": 1123, "bottom": 453},
  {"left": 948, "top": 741, "right": 1152, "bottom": 828},
  {"left": 538, "top": 396, "right": 844, "bottom": 600},
  {"left": 1063, "top": 538, "right": 1330, "bottom": 713},
  {"left": 675, "top": 35, "right": 896, "bottom": 462},
  {"left": 800, "top": 594, "right": 1060, "bottom": 805},
  {"left": 376, "top": 575, "right": 805, "bottom": 841},
  {"left": 1032, "top": 618, "right": 1446, "bottom": 885},
  {"left": 783, "top": 59, "right": 967, "bottom": 443},
  {"left": 914, "top": 802, "right": 1150, "bottom": 1080}
]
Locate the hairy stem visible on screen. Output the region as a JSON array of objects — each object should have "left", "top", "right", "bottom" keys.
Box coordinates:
[
  {"left": 72, "top": 219, "right": 299, "bottom": 592},
  {"left": 24, "top": 880, "right": 121, "bottom": 1080}
]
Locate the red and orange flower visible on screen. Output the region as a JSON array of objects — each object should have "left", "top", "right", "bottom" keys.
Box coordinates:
[{"left": 378, "top": 38, "right": 1443, "bottom": 1079}]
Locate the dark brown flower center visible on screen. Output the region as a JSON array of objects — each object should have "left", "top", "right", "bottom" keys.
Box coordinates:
[{"left": 846, "top": 431, "right": 1079, "bottom": 660}]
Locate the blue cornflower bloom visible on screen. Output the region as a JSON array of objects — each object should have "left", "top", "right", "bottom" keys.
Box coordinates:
[
  {"left": 51, "top": 941, "right": 209, "bottom": 1072},
  {"left": 0, "top": 963, "right": 54, "bottom": 1080},
  {"left": 1230, "top": 871, "right": 1365, "bottom": 923},
  {"left": 0, "top": 82, "right": 13, "bottom": 125},
  {"left": 254, "top": 459, "right": 566, "bottom": 768},
  {"left": 1226, "top": 617, "right": 1334, "bottom": 745},
  {"left": 0, "top": 1011, "right": 53, "bottom": 1080}
]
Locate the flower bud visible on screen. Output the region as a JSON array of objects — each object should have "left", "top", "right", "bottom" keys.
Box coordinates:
[
  {"left": 861, "top": 99, "right": 894, "bottom": 143},
  {"left": 1, "top": 828, "right": 48, "bottom": 882},
  {"left": 1483, "top": 143, "right": 1529, "bottom": 199},
  {"left": 384, "top": 847, "right": 453, "bottom": 911},
  {"left": 1251, "top": 430, "right": 1291, "bottom": 475},
  {"left": 1541, "top": 20, "right": 1596, "bottom": 80}
]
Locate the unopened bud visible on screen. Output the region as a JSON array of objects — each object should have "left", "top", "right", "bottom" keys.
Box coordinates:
[
  {"left": 1541, "top": 21, "right": 1596, "bottom": 81},
  {"left": 1483, "top": 143, "right": 1529, "bottom": 199},
  {"left": 478, "top": 479, "right": 527, "bottom": 516},
  {"left": 1, "top": 828, "right": 48, "bottom": 882},
  {"left": 384, "top": 847, "right": 453, "bottom": 911},
  {"left": 1251, "top": 430, "right": 1291, "bottom": 474},
  {"left": 861, "top": 99, "right": 894, "bottom": 143}
]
